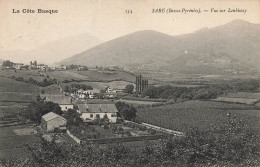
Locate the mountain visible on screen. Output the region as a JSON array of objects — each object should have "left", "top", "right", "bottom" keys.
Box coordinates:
[
  {"left": 61, "top": 30, "right": 180, "bottom": 67},
  {"left": 61, "top": 20, "right": 260, "bottom": 74},
  {"left": 0, "top": 33, "right": 102, "bottom": 65}
]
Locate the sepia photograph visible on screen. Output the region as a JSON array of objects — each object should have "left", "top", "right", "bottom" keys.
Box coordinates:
[{"left": 0, "top": 0, "right": 259, "bottom": 166}]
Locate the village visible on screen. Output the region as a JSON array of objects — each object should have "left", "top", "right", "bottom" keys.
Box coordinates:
[{"left": 0, "top": 60, "right": 184, "bottom": 147}]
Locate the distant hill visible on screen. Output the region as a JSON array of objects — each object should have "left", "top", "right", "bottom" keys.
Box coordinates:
[
  {"left": 0, "top": 33, "right": 102, "bottom": 65},
  {"left": 60, "top": 19, "right": 260, "bottom": 74}
]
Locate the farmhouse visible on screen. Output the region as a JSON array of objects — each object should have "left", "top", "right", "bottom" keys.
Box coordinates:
[
  {"left": 44, "top": 95, "right": 74, "bottom": 111},
  {"left": 104, "top": 92, "right": 117, "bottom": 99},
  {"left": 41, "top": 112, "right": 67, "bottom": 132},
  {"left": 77, "top": 103, "right": 118, "bottom": 123},
  {"left": 76, "top": 89, "right": 100, "bottom": 99},
  {"left": 105, "top": 86, "right": 116, "bottom": 93},
  {"left": 84, "top": 89, "right": 100, "bottom": 99},
  {"left": 14, "top": 63, "right": 24, "bottom": 70}
]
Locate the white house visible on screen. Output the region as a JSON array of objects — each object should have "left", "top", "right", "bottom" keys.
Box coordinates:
[
  {"left": 77, "top": 103, "right": 118, "bottom": 123},
  {"left": 59, "top": 104, "right": 74, "bottom": 111},
  {"left": 14, "top": 63, "right": 24, "bottom": 70},
  {"left": 105, "top": 86, "right": 116, "bottom": 93},
  {"left": 77, "top": 89, "right": 99, "bottom": 99},
  {"left": 83, "top": 89, "right": 100, "bottom": 99},
  {"left": 104, "top": 92, "right": 117, "bottom": 99}
]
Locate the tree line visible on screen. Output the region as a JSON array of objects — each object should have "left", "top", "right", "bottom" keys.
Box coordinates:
[
  {"left": 142, "top": 79, "right": 260, "bottom": 100},
  {"left": 10, "top": 76, "right": 57, "bottom": 87}
]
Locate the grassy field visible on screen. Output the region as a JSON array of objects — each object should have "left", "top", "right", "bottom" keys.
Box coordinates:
[
  {"left": 224, "top": 92, "right": 260, "bottom": 99},
  {"left": 45, "top": 69, "right": 134, "bottom": 83},
  {"left": 43, "top": 70, "right": 136, "bottom": 83},
  {"left": 212, "top": 91, "right": 260, "bottom": 105},
  {"left": 0, "top": 77, "right": 39, "bottom": 93},
  {"left": 0, "top": 77, "right": 39, "bottom": 104},
  {"left": 137, "top": 100, "right": 260, "bottom": 133},
  {"left": 43, "top": 70, "right": 89, "bottom": 82},
  {"left": 1, "top": 69, "right": 45, "bottom": 82},
  {"left": 75, "top": 70, "right": 136, "bottom": 82},
  {"left": 40, "top": 84, "right": 61, "bottom": 95},
  {"left": 0, "top": 79, "right": 39, "bottom": 104},
  {"left": 212, "top": 97, "right": 259, "bottom": 105},
  {"left": 62, "top": 80, "right": 134, "bottom": 91}
]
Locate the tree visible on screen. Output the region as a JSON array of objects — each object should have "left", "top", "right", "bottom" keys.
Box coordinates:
[
  {"left": 115, "top": 102, "right": 137, "bottom": 121},
  {"left": 25, "top": 95, "right": 62, "bottom": 123},
  {"left": 64, "top": 85, "right": 70, "bottom": 92},
  {"left": 124, "top": 84, "right": 134, "bottom": 94},
  {"left": 2, "top": 60, "right": 14, "bottom": 68}
]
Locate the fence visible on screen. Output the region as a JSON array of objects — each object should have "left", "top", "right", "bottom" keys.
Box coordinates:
[
  {"left": 67, "top": 130, "right": 81, "bottom": 144},
  {"left": 124, "top": 120, "right": 184, "bottom": 136},
  {"left": 81, "top": 135, "right": 165, "bottom": 144}
]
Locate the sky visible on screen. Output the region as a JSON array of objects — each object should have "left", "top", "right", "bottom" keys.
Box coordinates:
[{"left": 0, "top": 0, "right": 259, "bottom": 52}]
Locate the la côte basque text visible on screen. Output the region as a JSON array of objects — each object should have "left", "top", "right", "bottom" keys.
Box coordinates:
[{"left": 12, "top": 9, "right": 58, "bottom": 14}]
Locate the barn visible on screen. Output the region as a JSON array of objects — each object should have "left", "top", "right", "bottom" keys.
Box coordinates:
[{"left": 41, "top": 112, "right": 67, "bottom": 132}]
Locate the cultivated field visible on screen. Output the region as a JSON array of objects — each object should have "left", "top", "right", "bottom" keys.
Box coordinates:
[
  {"left": 137, "top": 100, "right": 260, "bottom": 133},
  {"left": 0, "top": 74, "right": 41, "bottom": 159},
  {"left": 0, "top": 125, "right": 39, "bottom": 158}
]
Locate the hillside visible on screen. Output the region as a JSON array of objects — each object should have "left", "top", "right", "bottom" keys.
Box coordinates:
[
  {"left": 61, "top": 30, "right": 181, "bottom": 68},
  {"left": 60, "top": 20, "right": 260, "bottom": 74},
  {"left": 0, "top": 33, "right": 102, "bottom": 65}
]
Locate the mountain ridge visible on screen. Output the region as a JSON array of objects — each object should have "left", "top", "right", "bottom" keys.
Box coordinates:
[{"left": 61, "top": 20, "right": 260, "bottom": 74}]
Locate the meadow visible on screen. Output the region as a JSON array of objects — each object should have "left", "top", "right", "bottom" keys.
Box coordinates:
[
  {"left": 75, "top": 70, "right": 136, "bottom": 82},
  {"left": 1, "top": 69, "right": 45, "bottom": 82},
  {"left": 0, "top": 77, "right": 39, "bottom": 105},
  {"left": 0, "top": 77, "right": 39, "bottom": 93},
  {"left": 212, "top": 97, "right": 259, "bottom": 105},
  {"left": 44, "top": 70, "right": 89, "bottom": 82},
  {"left": 137, "top": 100, "right": 260, "bottom": 133},
  {"left": 43, "top": 69, "right": 136, "bottom": 83},
  {"left": 224, "top": 91, "right": 260, "bottom": 99},
  {"left": 212, "top": 91, "right": 260, "bottom": 105}
]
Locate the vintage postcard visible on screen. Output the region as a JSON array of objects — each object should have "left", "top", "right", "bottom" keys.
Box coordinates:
[{"left": 0, "top": 0, "right": 259, "bottom": 166}]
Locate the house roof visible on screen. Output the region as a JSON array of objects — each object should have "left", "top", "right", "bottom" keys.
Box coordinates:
[
  {"left": 43, "top": 94, "right": 72, "bottom": 105},
  {"left": 42, "top": 112, "right": 66, "bottom": 122},
  {"left": 78, "top": 103, "right": 118, "bottom": 113}
]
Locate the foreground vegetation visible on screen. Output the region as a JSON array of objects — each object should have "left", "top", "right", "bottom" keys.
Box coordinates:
[{"left": 1, "top": 114, "right": 259, "bottom": 167}]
